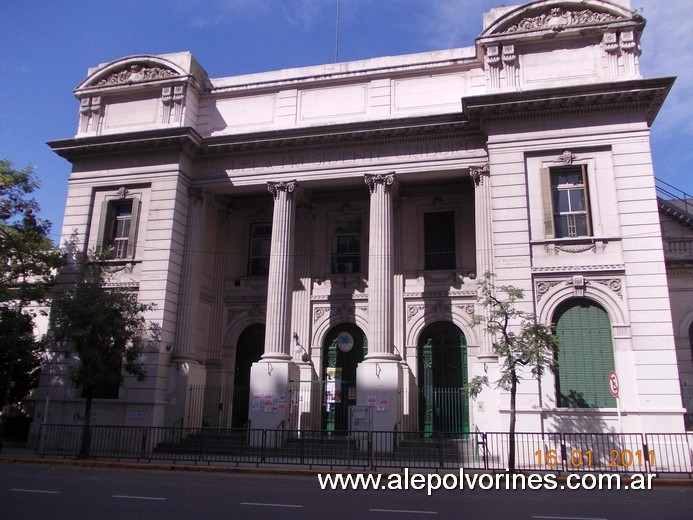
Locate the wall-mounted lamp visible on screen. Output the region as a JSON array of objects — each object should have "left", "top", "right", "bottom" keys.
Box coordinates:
[
  {"left": 267, "top": 363, "right": 273, "bottom": 376},
  {"left": 376, "top": 363, "right": 382, "bottom": 378},
  {"left": 293, "top": 332, "right": 311, "bottom": 363}
]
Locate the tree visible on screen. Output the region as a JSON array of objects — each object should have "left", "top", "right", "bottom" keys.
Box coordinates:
[
  {"left": 0, "top": 160, "right": 62, "bottom": 448},
  {"left": 467, "top": 272, "right": 559, "bottom": 473},
  {"left": 0, "top": 160, "right": 59, "bottom": 306},
  {"left": 47, "top": 254, "right": 157, "bottom": 458}
]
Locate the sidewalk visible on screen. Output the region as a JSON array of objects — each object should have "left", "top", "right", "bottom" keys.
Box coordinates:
[{"left": 1, "top": 444, "right": 692, "bottom": 485}]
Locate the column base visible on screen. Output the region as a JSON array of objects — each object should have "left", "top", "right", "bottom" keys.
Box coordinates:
[
  {"left": 357, "top": 359, "right": 401, "bottom": 452},
  {"left": 248, "top": 360, "right": 299, "bottom": 446}
]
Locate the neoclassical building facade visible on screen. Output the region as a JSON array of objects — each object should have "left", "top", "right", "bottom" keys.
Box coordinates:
[{"left": 36, "top": 0, "right": 689, "bottom": 436}]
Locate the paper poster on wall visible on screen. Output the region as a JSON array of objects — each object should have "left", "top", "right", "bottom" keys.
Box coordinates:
[
  {"left": 367, "top": 396, "right": 377, "bottom": 407},
  {"left": 325, "top": 367, "right": 342, "bottom": 403},
  {"left": 377, "top": 397, "right": 389, "bottom": 412}
]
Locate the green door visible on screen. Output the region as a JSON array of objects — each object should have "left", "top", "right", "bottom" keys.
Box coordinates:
[
  {"left": 322, "top": 324, "right": 366, "bottom": 432},
  {"left": 418, "top": 322, "right": 468, "bottom": 436}
]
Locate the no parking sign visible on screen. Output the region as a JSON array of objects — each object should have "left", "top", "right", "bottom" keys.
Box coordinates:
[{"left": 608, "top": 370, "right": 620, "bottom": 398}]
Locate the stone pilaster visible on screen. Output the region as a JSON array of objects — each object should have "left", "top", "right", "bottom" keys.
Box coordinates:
[
  {"left": 207, "top": 206, "right": 232, "bottom": 363},
  {"left": 174, "top": 187, "right": 208, "bottom": 359},
  {"left": 471, "top": 164, "right": 496, "bottom": 360}
]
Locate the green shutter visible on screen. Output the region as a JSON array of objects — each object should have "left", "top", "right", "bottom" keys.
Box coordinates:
[
  {"left": 126, "top": 198, "right": 140, "bottom": 258},
  {"left": 95, "top": 200, "right": 115, "bottom": 255},
  {"left": 540, "top": 167, "right": 555, "bottom": 239},
  {"left": 556, "top": 300, "right": 616, "bottom": 408},
  {"left": 579, "top": 164, "right": 592, "bottom": 236}
]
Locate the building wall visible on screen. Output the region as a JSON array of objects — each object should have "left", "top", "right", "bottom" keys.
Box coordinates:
[{"left": 35, "top": 0, "right": 687, "bottom": 435}]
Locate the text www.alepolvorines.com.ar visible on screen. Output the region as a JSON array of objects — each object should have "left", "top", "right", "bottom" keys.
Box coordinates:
[{"left": 318, "top": 469, "right": 657, "bottom": 494}]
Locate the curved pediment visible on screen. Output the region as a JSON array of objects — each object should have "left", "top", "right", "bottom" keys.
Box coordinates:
[
  {"left": 481, "top": 0, "right": 642, "bottom": 37},
  {"left": 77, "top": 55, "right": 186, "bottom": 90}
]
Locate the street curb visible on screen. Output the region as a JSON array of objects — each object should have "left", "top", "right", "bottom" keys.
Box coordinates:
[{"left": 2, "top": 455, "right": 692, "bottom": 485}]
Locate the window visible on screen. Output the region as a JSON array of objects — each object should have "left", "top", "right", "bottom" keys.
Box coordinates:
[
  {"left": 96, "top": 198, "right": 140, "bottom": 260},
  {"left": 332, "top": 218, "right": 361, "bottom": 274},
  {"left": 554, "top": 299, "right": 616, "bottom": 408},
  {"left": 248, "top": 223, "right": 272, "bottom": 276},
  {"left": 424, "top": 211, "right": 456, "bottom": 270},
  {"left": 541, "top": 165, "right": 591, "bottom": 239}
]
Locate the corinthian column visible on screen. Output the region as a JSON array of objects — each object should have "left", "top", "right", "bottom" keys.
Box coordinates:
[
  {"left": 364, "top": 172, "right": 398, "bottom": 361},
  {"left": 262, "top": 180, "right": 298, "bottom": 361}
]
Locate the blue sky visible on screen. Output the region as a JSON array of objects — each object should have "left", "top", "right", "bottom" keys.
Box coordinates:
[{"left": 1, "top": 0, "right": 691, "bottom": 244}]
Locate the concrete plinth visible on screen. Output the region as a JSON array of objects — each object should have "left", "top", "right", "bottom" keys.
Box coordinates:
[
  {"left": 357, "top": 360, "right": 401, "bottom": 451},
  {"left": 248, "top": 360, "right": 298, "bottom": 446}
]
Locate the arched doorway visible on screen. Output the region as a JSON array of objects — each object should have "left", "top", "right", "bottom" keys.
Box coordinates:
[
  {"left": 322, "top": 323, "right": 366, "bottom": 431},
  {"left": 553, "top": 299, "right": 615, "bottom": 408},
  {"left": 232, "top": 324, "right": 265, "bottom": 428},
  {"left": 417, "top": 321, "right": 468, "bottom": 436}
]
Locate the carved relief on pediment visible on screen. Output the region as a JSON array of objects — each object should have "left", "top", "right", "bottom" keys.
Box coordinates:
[
  {"left": 95, "top": 64, "right": 178, "bottom": 87},
  {"left": 502, "top": 7, "right": 622, "bottom": 34}
]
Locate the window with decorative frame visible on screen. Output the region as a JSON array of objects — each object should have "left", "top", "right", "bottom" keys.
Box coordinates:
[
  {"left": 541, "top": 165, "right": 592, "bottom": 239},
  {"left": 96, "top": 198, "right": 140, "bottom": 260}
]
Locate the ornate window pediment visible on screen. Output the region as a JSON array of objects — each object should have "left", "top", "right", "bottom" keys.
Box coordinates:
[
  {"left": 481, "top": 1, "right": 641, "bottom": 37},
  {"left": 94, "top": 63, "right": 178, "bottom": 87},
  {"left": 77, "top": 56, "right": 185, "bottom": 91}
]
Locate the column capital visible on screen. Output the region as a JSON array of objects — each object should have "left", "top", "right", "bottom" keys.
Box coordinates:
[
  {"left": 268, "top": 180, "right": 298, "bottom": 200},
  {"left": 188, "top": 186, "right": 208, "bottom": 204},
  {"left": 364, "top": 172, "right": 396, "bottom": 194},
  {"left": 469, "top": 164, "right": 490, "bottom": 187}
]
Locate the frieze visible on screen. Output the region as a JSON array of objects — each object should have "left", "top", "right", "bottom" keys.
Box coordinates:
[
  {"left": 202, "top": 139, "right": 482, "bottom": 178},
  {"left": 407, "top": 305, "right": 425, "bottom": 322},
  {"left": 551, "top": 242, "right": 597, "bottom": 254},
  {"left": 453, "top": 304, "right": 476, "bottom": 316},
  {"left": 502, "top": 7, "right": 621, "bottom": 34},
  {"left": 594, "top": 278, "right": 623, "bottom": 299},
  {"left": 531, "top": 264, "right": 625, "bottom": 273},
  {"left": 536, "top": 280, "right": 563, "bottom": 301},
  {"left": 95, "top": 64, "right": 177, "bottom": 87}
]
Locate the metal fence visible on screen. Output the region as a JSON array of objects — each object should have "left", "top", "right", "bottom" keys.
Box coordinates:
[{"left": 36, "top": 424, "right": 693, "bottom": 475}]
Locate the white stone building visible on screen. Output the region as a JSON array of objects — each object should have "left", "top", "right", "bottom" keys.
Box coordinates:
[{"left": 36, "top": 0, "right": 690, "bottom": 437}]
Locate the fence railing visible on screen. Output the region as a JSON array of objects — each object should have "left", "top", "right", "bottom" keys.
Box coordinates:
[{"left": 35, "top": 425, "right": 693, "bottom": 474}]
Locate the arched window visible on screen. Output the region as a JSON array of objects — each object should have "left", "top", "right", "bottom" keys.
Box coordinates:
[{"left": 554, "top": 299, "right": 616, "bottom": 408}]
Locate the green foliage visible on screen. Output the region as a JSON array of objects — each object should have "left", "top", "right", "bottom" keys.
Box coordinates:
[
  {"left": 0, "top": 308, "right": 40, "bottom": 410},
  {"left": 467, "top": 272, "right": 559, "bottom": 398},
  {"left": 0, "top": 159, "right": 61, "bottom": 419},
  {"left": 48, "top": 256, "right": 157, "bottom": 397},
  {"left": 0, "top": 159, "right": 62, "bottom": 307}
]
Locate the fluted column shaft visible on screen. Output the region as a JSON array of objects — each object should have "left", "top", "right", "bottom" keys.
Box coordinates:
[
  {"left": 471, "top": 164, "right": 495, "bottom": 357},
  {"left": 365, "top": 173, "right": 398, "bottom": 360},
  {"left": 207, "top": 207, "right": 232, "bottom": 361},
  {"left": 175, "top": 187, "right": 207, "bottom": 358},
  {"left": 262, "top": 181, "right": 298, "bottom": 360}
]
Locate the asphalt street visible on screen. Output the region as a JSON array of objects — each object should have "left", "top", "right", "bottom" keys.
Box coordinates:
[{"left": 0, "top": 463, "right": 690, "bottom": 520}]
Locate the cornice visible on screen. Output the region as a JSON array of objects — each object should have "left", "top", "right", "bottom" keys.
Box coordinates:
[
  {"left": 47, "top": 127, "right": 203, "bottom": 161},
  {"left": 462, "top": 77, "right": 675, "bottom": 128}
]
